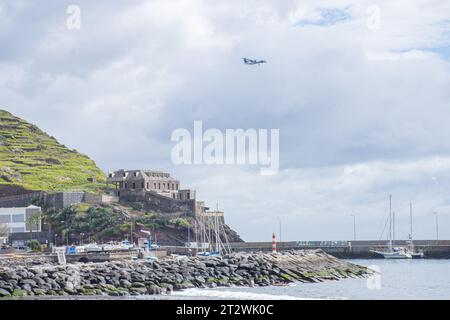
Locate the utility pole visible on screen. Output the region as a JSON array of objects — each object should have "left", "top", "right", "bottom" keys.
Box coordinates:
[{"left": 351, "top": 214, "right": 356, "bottom": 241}]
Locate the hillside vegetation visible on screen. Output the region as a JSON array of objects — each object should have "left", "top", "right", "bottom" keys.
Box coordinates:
[
  {"left": 32, "top": 199, "right": 243, "bottom": 246},
  {"left": 0, "top": 109, "right": 105, "bottom": 194}
]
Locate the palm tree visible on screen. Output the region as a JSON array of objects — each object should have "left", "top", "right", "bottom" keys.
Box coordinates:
[{"left": 26, "top": 212, "right": 42, "bottom": 241}]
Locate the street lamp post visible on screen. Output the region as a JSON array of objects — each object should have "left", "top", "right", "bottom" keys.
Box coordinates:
[
  {"left": 274, "top": 217, "right": 282, "bottom": 243},
  {"left": 351, "top": 214, "right": 356, "bottom": 241},
  {"left": 48, "top": 222, "right": 52, "bottom": 247},
  {"left": 434, "top": 212, "right": 439, "bottom": 244},
  {"left": 54, "top": 234, "right": 58, "bottom": 246},
  {"left": 43, "top": 221, "right": 52, "bottom": 247}
]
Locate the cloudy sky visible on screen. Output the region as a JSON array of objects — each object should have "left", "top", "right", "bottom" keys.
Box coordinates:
[{"left": 1, "top": 0, "right": 450, "bottom": 241}]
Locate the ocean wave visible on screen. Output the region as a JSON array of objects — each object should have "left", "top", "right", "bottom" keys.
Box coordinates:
[{"left": 171, "top": 288, "right": 314, "bottom": 300}]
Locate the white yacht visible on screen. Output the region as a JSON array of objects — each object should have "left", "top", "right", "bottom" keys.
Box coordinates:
[
  {"left": 375, "top": 247, "right": 412, "bottom": 259},
  {"left": 371, "top": 195, "right": 412, "bottom": 259},
  {"left": 407, "top": 202, "right": 424, "bottom": 259}
]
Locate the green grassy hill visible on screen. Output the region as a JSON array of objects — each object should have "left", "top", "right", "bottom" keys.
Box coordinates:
[{"left": 0, "top": 109, "right": 105, "bottom": 195}]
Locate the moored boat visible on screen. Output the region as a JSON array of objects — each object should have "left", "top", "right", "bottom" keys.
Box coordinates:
[
  {"left": 372, "top": 247, "right": 412, "bottom": 259},
  {"left": 372, "top": 195, "right": 413, "bottom": 259}
]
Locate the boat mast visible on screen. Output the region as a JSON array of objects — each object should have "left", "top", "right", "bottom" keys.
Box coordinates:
[
  {"left": 194, "top": 220, "right": 198, "bottom": 250},
  {"left": 393, "top": 211, "right": 395, "bottom": 247},
  {"left": 187, "top": 214, "right": 190, "bottom": 244},
  {"left": 410, "top": 202, "right": 413, "bottom": 242},
  {"left": 389, "top": 194, "right": 392, "bottom": 250},
  {"left": 215, "top": 202, "right": 219, "bottom": 253}
]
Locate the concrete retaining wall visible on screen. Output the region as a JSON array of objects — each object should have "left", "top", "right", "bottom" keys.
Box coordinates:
[
  {"left": 0, "top": 192, "right": 118, "bottom": 209},
  {"left": 119, "top": 191, "right": 196, "bottom": 216},
  {"left": 0, "top": 192, "right": 44, "bottom": 208},
  {"left": 0, "top": 192, "right": 84, "bottom": 209},
  {"left": 229, "top": 240, "right": 450, "bottom": 259},
  {"left": 84, "top": 193, "right": 118, "bottom": 205}
]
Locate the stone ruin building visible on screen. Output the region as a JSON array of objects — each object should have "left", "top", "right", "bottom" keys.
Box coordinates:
[{"left": 106, "top": 169, "right": 222, "bottom": 221}]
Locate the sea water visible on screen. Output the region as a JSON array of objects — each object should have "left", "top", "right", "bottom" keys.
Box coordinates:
[{"left": 168, "top": 259, "right": 450, "bottom": 300}]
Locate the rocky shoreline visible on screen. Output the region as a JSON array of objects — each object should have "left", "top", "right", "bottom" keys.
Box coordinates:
[{"left": 0, "top": 250, "right": 371, "bottom": 299}]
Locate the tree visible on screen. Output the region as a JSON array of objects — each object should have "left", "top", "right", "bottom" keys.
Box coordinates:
[
  {"left": 26, "top": 212, "right": 42, "bottom": 241},
  {"left": 0, "top": 223, "right": 8, "bottom": 243}
]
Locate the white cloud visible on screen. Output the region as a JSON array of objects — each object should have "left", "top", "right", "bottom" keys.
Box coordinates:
[{"left": 1, "top": 0, "right": 450, "bottom": 240}]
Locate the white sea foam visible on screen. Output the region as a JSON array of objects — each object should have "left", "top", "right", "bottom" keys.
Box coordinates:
[{"left": 171, "top": 288, "right": 314, "bottom": 300}]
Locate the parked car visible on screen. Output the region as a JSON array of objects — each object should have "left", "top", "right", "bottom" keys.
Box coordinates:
[{"left": 119, "top": 240, "right": 134, "bottom": 250}]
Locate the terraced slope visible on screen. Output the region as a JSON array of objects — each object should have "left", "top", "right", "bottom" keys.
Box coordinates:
[{"left": 0, "top": 109, "right": 105, "bottom": 195}]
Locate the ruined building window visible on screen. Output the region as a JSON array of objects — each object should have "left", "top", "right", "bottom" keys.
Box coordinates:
[
  {"left": 163, "top": 183, "right": 166, "bottom": 189},
  {"left": 158, "top": 183, "right": 161, "bottom": 189},
  {"left": 187, "top": 193, "right": 190, "bottom": 199},
  {"left": 125, "top": 183, "right": 128, "bottom": 189},
  {"left": 146, "top": 182, "right": 149, "bottom": 189},
  {"left": 141, "top": 182, "right": 144, "bottom": 188},
  {"left": 154, "top": 183, "right": 156, "bottom": 189},
  {"left": 176, "top": 184, "right": 178, "bottom": 190},
  {"left": 132, "top": 183, "right": 136, "bottom": 189}
]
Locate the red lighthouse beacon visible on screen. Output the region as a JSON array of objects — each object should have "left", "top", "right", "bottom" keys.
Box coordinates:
[{"left": 272, "top": 232, "right": 277, "bottom": 253}]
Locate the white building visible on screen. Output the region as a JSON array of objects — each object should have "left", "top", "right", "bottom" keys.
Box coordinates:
[{"left": 0, "top": 205, "right": 42, "bottom": 239}]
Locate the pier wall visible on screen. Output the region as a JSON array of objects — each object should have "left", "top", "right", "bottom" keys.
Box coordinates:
[{"left": 229, "top": 240, "right": 450, "bottom": 259}]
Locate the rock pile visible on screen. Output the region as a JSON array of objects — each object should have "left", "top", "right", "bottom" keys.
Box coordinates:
[{"left": 0, "top": 250, "right": 370, "bottom": 298}]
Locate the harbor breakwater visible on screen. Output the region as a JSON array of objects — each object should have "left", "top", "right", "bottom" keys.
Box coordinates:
[{"left": 0, "top": 250, "right": 371, "bottom": 298}]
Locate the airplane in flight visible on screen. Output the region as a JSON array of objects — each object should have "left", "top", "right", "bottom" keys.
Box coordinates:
[{"left": 242, "top": 58, "right": 267, "bottom": 66}]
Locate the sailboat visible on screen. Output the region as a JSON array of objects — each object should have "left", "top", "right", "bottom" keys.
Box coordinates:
[
  {"left": 371, "top": 195, "right": 412, "bottom": 259},
  {"left": 195, "top": 203, "right": 231, "bottom": 257},
  {"left": 408, "top": 203, "right": 424, "bottom": 259}
]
